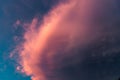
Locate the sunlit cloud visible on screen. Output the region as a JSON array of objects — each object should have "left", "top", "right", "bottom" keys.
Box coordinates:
[{"left": 14, "top": 0, "right": 120, "bottom": 80}]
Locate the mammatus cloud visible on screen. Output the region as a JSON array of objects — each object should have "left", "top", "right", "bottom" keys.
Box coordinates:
[{"left": 14, "top": 0, "right": 120, "bottom": 80}]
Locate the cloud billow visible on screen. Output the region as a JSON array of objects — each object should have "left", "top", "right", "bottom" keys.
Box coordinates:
[{"left": 15, "top": 0, "right": 120, "bottom": 80}]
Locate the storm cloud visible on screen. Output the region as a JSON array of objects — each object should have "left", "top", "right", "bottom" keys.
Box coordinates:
[{"left": 15, "top": 0, "right": 120, "bottom": 80}]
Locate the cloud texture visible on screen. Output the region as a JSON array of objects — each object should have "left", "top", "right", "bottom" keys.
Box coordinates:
[{"left": 15, "top": 0, "right": 120, "bottom": 80}]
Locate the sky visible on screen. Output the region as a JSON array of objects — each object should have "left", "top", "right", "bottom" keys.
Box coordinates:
[{"left": 0, "top": 0, "right": 120, "bottom": 80}]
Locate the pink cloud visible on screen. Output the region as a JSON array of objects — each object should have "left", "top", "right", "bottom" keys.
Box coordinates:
[{"left": 14, "top": 0, "right": 119, "bottom": 80}]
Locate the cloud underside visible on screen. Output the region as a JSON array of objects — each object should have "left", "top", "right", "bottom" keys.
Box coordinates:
[{"left": 16, "top": 0, "right": 120, "bottom": 80}]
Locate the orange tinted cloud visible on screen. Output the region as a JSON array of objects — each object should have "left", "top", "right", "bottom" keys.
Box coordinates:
[
  {"left": 15, "top": 0, "right": 119, "bottom": 80},
  {"left": 17, "top": 2, "right": 78, "bottom": 80}
]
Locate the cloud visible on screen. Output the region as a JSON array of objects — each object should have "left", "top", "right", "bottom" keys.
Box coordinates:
[{"left": 14, "top": 0, "right": 120, "bottom": 80}]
